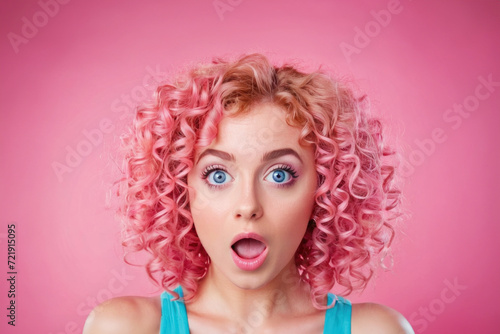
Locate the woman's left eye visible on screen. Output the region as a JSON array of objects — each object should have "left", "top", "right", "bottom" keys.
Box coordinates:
[{"left": 264, "top": 167, "right": 297, "bottom": 185}]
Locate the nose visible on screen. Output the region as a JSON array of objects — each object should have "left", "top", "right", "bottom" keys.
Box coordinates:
[{"left": 233, "top": 177, "right": 263, "bottom": 221}]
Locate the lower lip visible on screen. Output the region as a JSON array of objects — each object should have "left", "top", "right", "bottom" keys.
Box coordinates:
[{"left": 231, "top": 247, "right": 268, "bottom": 271}]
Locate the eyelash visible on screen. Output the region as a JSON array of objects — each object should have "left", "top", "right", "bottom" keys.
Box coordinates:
[
  {"left": 201, "top": 165, "right": 228, "bottom": 189},
  {"left": 269, "top": 164, "right": 298, "bottom": 188},
  {"left": 200, "top": 164, "right": 298, "bottom": 189}
]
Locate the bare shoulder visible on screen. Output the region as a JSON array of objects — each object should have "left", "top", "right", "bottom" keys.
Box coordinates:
[
  {"left": 82, "top": 295, "right": 162, "bottom": 334},
  {"left": 351, "top": 302, "right": 414, "bottom": 334}
]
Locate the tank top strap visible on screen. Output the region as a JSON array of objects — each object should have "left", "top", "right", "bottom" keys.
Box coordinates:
[
  {"left": 159, "top": 286, "right": 190, "bottom": 334},
  {"left": 323, "top": 293, "right": 352, "bottom": 334},
  {"left": 159, "top": 288, "right": 349, "bottom": 333}
]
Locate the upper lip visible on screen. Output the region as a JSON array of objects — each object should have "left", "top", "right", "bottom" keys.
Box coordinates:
[{"left": 231, "top": 232, "right": 267, "bottom": 247}]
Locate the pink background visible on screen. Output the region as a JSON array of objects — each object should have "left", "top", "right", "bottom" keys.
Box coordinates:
[{"left": 1, "top": 0, "right": 499, "bottom": 333}]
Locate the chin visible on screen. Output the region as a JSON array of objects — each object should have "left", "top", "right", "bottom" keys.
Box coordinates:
[
  {"left": 228, "top": 268, "right": 277, "bottom": 291},
  {"left": 235, "top": 282, "right": 265, "bottom": 290}
]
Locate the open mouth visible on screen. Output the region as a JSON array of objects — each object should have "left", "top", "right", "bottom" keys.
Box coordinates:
[
  {"left": 230, "top": 234, "right": 268, "bottom": 271},
  {"left": 231, "top": 238, "right": 266, "bottom": 259}
]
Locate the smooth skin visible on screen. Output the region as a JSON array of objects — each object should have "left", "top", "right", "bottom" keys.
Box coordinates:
[{"left": 83, "top": 104, "right": 414, "bottom": 334}]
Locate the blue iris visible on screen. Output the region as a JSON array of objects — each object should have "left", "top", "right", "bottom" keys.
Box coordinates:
[
  {"left": 272, "top": 170, "right": 286, "bottom": 183},
  {"left": 266, "top": 169, "right": 292, "bottom": 184},
  {"left": 209, "top": 170, "right": 228, "bottom": 184}
]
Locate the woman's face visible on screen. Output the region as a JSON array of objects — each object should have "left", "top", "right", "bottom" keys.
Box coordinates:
[{"left": 187, "top": 103, "right": 317, "bottom": 290}]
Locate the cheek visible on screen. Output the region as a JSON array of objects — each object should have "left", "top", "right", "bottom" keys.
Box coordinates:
[
  {"left": 187, "top": 174, "right": 208, "bottom": 212},
  {"left": 269, "top": 199, "right": 313, "bottom": 240},
  {"left": 188, "top": 172, "right": 232, "bottom": 215},
  {"left": 268, "top": 186, "right": 316, "bottom": 242},
  {"left": 275, "top": 181, "right": 316, "bottom": 220},
  {"left": 188, "top": 183, "right": 229, "bottom": 243},
  {"left": 190, "top": 207, "right": 220, "bottom": 256}
]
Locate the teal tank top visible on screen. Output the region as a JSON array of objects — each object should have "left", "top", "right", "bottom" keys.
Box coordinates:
[{"left": 159, "top": 287, "right": 352, "bottom": 333}]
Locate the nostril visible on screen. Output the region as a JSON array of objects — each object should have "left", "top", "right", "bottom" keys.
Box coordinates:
[{"left": 233, "top": 196, "right": 263, "bottom": 220}]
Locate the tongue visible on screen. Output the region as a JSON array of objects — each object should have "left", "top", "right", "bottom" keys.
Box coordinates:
[{"left": 233, "top": 239, "right": 265, "bottom": 259}]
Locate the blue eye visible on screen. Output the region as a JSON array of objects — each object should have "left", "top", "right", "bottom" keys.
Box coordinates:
[
  {"left": 208, "top": 170, "right": 229, "bottom": 184},
  {"left": 265, "top": 166, "right": 297, "bottom": 185},
  {"left": 271, "top": 170, "right": 289, "bottom": 183},
  {"left": 202, "top": 167, "right": 232, "bottom": 187}
]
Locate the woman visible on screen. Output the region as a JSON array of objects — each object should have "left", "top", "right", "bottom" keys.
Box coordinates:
[{"left": 83, "top": 54, "right": 414, "bottom": 333}]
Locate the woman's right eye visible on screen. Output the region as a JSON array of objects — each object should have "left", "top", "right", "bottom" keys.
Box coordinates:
[
  {"left": 202, "top": 167, "right": 233, "bottom": 187},
  {"left": 208, "top": 170, "right": 229, "bottom": 184}
]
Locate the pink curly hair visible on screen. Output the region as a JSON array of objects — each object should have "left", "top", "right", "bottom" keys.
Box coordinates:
[{"left": 120, "top": 53, "right": 401, "bottom": 309}]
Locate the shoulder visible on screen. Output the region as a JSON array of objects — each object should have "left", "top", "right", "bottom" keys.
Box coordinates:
[
  {"left": 82, "top": 295, "right": 162, "bottom": 334},
  {"left": 351, "top": 302, "right": 414, "bottom": 334}
]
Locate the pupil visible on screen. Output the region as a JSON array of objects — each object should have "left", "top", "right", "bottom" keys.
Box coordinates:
[
  {"left": 273, "top": 170, "right": 285, "bottom": 182},
  {"left": 214, "top": 171, "right": 226, "bottom": 183}
]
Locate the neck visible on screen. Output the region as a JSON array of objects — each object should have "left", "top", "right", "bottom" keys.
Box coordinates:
[{"left": 191, "top": 261, "right": 314, "bottom": 328}]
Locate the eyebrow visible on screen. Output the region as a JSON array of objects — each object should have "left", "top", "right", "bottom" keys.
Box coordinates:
[
  {"left": 196, "top": 148, "right": 303, "bottom": 164},
  {"left": 196, "top": 149, "right": 235, "bottom": 163},
  {"left": 262, "top": 148, "right": 303, "bottom": 163}
]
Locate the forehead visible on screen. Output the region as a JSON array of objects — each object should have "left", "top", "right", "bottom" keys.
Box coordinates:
[{"left": 211, "top": 103, "right": 302, "bottom": 149}]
